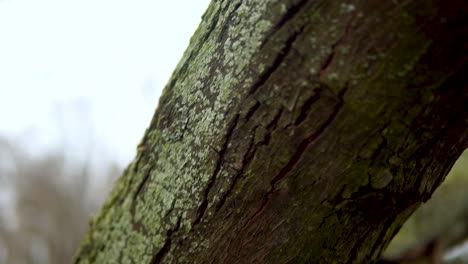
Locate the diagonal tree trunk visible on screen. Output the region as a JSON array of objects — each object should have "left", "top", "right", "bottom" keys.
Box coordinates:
[{"left": 75, "top": 0, "right": 468, "bottom": 263}]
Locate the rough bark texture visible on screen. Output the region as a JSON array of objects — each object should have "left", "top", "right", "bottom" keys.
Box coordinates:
[{"left": 75, "top": 0, "right": 468, "bottom": 263}]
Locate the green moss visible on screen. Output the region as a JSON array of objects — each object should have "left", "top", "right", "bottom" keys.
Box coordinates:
[
  {"left": 76, "top": 0, "right": 285, "bottom": 262},
  {"left": 75, "top": 0, "right": 461, "bottom": 263}
]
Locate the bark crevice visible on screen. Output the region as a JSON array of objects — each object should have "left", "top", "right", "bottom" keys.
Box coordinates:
[
  {"left": 193, "top": 114, "right": 240, "bottom": 227},
  {"left": 241, "top": 84, "right": 348, "bottom": 231}
]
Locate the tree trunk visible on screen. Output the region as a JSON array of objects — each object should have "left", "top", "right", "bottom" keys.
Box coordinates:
[{"left": 75, "top": 0, "right": 468, "bottom": 263}]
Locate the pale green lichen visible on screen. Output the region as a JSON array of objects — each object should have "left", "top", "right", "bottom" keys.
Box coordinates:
[
  {"left": 76, "top": 0, "right": 282, "bottom": 262},
  {"left": 77, "top": 0, "right": 428, "bottom": 262}
]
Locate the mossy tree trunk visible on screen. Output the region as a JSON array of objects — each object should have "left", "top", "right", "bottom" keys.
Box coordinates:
[{"left": 75, "top": 0, "right": 468, "bottom": 263}]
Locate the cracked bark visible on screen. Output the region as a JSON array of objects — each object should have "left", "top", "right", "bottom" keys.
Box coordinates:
[{"left": 75, "top": 0, "right": 468, "bottom": 263}]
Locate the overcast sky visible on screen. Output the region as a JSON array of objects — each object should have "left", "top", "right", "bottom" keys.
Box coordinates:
[{"left": 0, "top": 0, "right": 210, "bottom": 164}]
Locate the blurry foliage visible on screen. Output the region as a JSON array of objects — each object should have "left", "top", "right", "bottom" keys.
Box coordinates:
[{"left": 0, "top": 137, "right": 122, "bottom": 264}]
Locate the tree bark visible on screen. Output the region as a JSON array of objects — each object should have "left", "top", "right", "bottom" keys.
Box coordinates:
[{"left": 75, "top": 0, "right": 468, "bottom": 263}]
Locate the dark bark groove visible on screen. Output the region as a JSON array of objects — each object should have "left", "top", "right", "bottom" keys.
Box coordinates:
[{"left": 75, "top": 0, "right": 468, "bottom": 263}]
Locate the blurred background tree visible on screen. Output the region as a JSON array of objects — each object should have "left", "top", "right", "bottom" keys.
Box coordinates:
[
  {"left": 0, "top": 112, "right": 122, "bottom": 264},
  {"left": 0, "top": 0, "right": 210, "bottom": 263}
]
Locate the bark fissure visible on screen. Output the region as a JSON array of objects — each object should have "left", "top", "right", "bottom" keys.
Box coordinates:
[
  {"left": 318, "top": 11, "right": 356, "bottom": 82},
  {"left": 249, "top": 28, "right": 304, "bottom": 95},
  {"left": 150, "top": 218, "right": 181, "bottom": 264},
  {"left": 215, "top": 108, "right": 283, "bottom": 213},
  {"left": 133, "top": 165, "right": 156, "bottom": 200},
  {"left": 241, "top": 85, "right": 348, "bottom": 230},
  {"left": 193, "top": 114, "right": 240, "bottom": 227},
  {"left": 244, "top": 101, "right": 260, "bottom": 122},
  {"left": 216, "top": 2, "right": 242, "bottom": 43},
  {"left": 348, "top": 226, "right": 374, "bottom": 263},
  {"left": 368, "top": 216, "right": 398, "bottom": 261},
  {"left": 266, "top": 108, "right": 283, "bottom": 131},
  {"left": 260, "top": 0, "right": 309, "bottom": 49},
  {"left": 216, "top": 136, "right": 256, "bottom": 207},
  {"left": 131, "top": 165, "right": 157, "bottom": 231},
  {"left": 294, "top": 88, "right": 322, "bottom": 126},
  {"left": 271, "top": 85, "right": 347, "bottom": 191},
  {"left": 407, "top": 108, "right": 467, "bottom": 199}
]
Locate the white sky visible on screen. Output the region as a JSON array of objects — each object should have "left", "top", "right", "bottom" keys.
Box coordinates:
[{"left": 0, "top": 0, "right": 210, "bottom": 165}]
